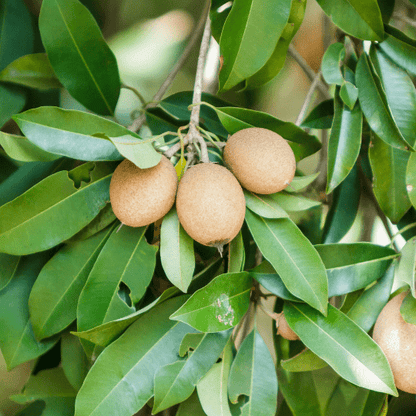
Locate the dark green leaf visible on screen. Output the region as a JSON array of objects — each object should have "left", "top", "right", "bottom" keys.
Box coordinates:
[
  {"left": 378, "top": 0, "right": 395, "bottom": 23},
  {"left": 340, "top": 81, "right": 359, "bottom": 109},
  {"left": 0, "top": 253, "right": 20, "bottom": 291},
  {"left": 243, "top": 190, "right": 289, "bottom": 219},
  {"left": 395, "top": 237, "right": 416, "bottom": 297},
  {"left": 210, "top": 1, "right": 231, "bottom": 42},
  {"left": 284, "top": 302, "right": 398, "bottom": 395},
  {"left": 0, "top": 83, "right": 26, "bottom": 129},
  {"left": 228, "top": 328, "right": 277, "bottom": 415},
  {"left": 245, "top": 209, "right": 328, "bottom": 314},
  {"left": 369, "top": 133, "right": 411, "bottom": 223},
  {"left": 0, "top": 53, "right": 62, "bottom": 90},
  {"left": 315, "top": 0, "right": 384, "bottom": 41},
  {"left": 0, "top": 163, "right": 113, "bottom": 255},
  {"left": 75, "top": 296, "right": 194, "bottom": 416},
  {"left": 301, "top": 99, "right": 334, "bottom": 130},
  {"left": 228, "top": 231, "right": 245, "bottom": 273},
  {"left": 219, "top": 0, "right": 291, "bottom": 90},
  {"left": 29, "top": 225, "right": 115, "bottom": 340},
  {"left": 161, "top": 208, "right": 195, "bottom": 292},
  {"left": 322, "top": 43, "right": 345, "bottom": 85},
  {"left": 170, "top": 272, "right": 252, "bottom": 332},
  {"left": 212, "top": 106, "right": 321, "bottom": 161},
  {"left": 400, "top": 291, "right": 416, "bottom": 325},
  {"left": 39, "top": 0, "right": 120, "bottom": 115},
  {"left": 176, "top": 391, "right": 206, "bottom": 416},
  {"left": 0, "top": 252, "right": 57, "bottom": 370}
]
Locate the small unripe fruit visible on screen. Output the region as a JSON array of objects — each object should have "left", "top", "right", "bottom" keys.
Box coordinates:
[
  {"left": 110, "top": 156, "right": 177, "bottom": 227},
  {"left": 224, "top": 127, "right": 296, "bottom": 194},
  {"left": 277, "top": 313, "right": 299, "bottom": 341},
  {"left": 176, "top": 163, "right": 245, "bottom": 247},
  {"left": 373, "top": 291, "right": 416, "bottom": 394}
]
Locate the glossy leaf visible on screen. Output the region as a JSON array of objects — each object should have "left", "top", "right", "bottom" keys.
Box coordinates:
[
  {"left": 218, "top": 0, "right": 291, "bottom": 90},
  {"left": 75, "top": 296, "right": 194, "bottom": 416},
  {"left": 395, "top": 237, "right": 416, "bottom": 297},
  {"left": 29, "top": 225, "right": 115, "bottom": 340},
  {"left": 212, "top": 106, "right": 321, "bottom": 161},
  {"left": 370, "top": 47, "right": 416, "bottom": 149},
  {"left": 228, "top": 231, "right": 245, "bottom": 273},
  {"left": 0, "top": 132, "right": 60, "bottom": 162},
  {"left": 322, "top": 164, "right": 360, "bottom": 243},
  {"left": 340, "top": 81, "right": 359, "bottom": 110},
  {"left": 197, "top": 338, "right": 233, "bottom": 416},
  {"left": 245, "top": 209, "right": 328, "bottom": 314},
  {"left": 280, "top": 348, "right": 327, "bottom": 372},
  {"left": 285, "top": 173, "right": 320, "bottom": 193},
  {"left": 284, "top": 302, "right": 398, "bottom": 396},
  {"left": 243, "top": 190, "right": 289, "bottom": 219},
  {"left": 246, "top": 0, "right": 306, "bottom": 89},
  {"left": 228, "top": 328, "right": 277, "bottom": 416},
  {"left": 0, "top": 163, "right": 113, "bottom": 255},
  {"left": 0, "top": 253, "right": 20, "bottom": 291},
  {"left": 161, "top": 208, "right": 195, "bottom": 292},
  {"left": 315, "top": 0, "right": 384, "bottom": 41},
  {"left": 153, "top": 330, "right": 231, "bottom": 413},
  {"left": 369, "top": 133, "right": 411, "bottom": 223},
  {"left": 356, "top": 53, "right": 409, "bottom": 150},
  {"left": 301, "top": 99, "right": 334, "bottom": 130},
  {"left": 0, "top": 53, "right": 62, "bottom": 90},
  {"left": 39, "top": 0, "right": 120, "bottom": 115},
  {"left": 0, "top": 252, "right": 57, "bottom": 370},
  {"left": 270, "top": 192, "right": 321, "bottom": 212},
  {"left": 170, "top": 272, "right": 252, "bottom": 332},
  {"left": 13, "top": 107, "right": 137, "bottom": 162},
  {"left": 400, "top": 291, "right": 416, "bottom": 325},
  {"left": 322, "top": 43, "right": 345, "bottom": 85}
]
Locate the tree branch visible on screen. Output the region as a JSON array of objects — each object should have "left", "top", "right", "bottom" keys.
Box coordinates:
[{"left": 295, "top": 70, "right": 323, "bottom": 126}]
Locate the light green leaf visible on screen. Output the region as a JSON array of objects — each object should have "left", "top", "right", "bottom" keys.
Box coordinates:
[
  {"left": 321, "top": 43, "right": 345, "bottom": 85},
  {"left": 400, "top": 291, "right": 416, "bottom": 325},
  {"left": 281, "top": 348, "right": 327, "bottom": 372},
  {"left": 285, "top": 173, "right": 320, "bottom": 193},
  {"left": 228, "top": 231, "right": 245, "bottom": 273},
  {"left": 243, "top": 190, "right": 289, "bottom": 219},
  {"left": 270, "top": 192, "right": 321, "bottom": 212},
  {"left": 395, "top": 237, "right": 416, "bottom": 297},
  {"left": 339, "top": 81, "right": 359, "bottom": 110},
  {"left": 161, "top": 208, "right": 195, "bottom": 292}
]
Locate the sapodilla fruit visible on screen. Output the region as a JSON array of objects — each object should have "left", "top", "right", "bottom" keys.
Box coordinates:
[
  {"left": 223, "top": 127, "right": 296, "bottom": 194},
  {"left": 176, "top": 163, "right": 245, "bottom": 247},
  {"left": 372, "top": 291, "right": 416, "bottom": 394},
  {"left": 276, "top": 313, "right": 299, "bottom": 341},
  {"left": 110, "top": 156, "right": 177, "bottom": 227}
]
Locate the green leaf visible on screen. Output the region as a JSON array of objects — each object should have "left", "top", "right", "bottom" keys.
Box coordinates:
[
  {"left": 212, "top": 106, "right": 321, "bottom": 161},
  {"left": 378, "top": 0, "right": 395, "bottom": 23},
  {"left": 107, "top": 135, "right": 162, "bottom": 169},
  {"left": 170, "top": 272, "right": 252, "bottom": 332},
  {"left": 0, "top": 132, "right": 60, "bottom": 162},
  {"left": 301, "top": 99, "right": 334, "bottom": 130},
  {"left": 39, "top": 0, "right": 120, "bottom": 115},
  {"left": 400, "top": 291, "right": 416, "bottom": 325},
  {"left": 322, "top": 43, "right": 345, "bottom": 85},
  {"left": 77, "top": 225, "right": 157, "bottom": 343},
  {"left": 379, "top": 26, "right": 416, "bottom": 76},
  {"left": 228, "top": 328, "right": 277, "bottom": 416},
  {"left": 161, "top": 208, "right": 195, "bottom": 292},
  {"left": 197, "top": 338, "right": 233, "bottom": 416},
  {"left": 322, "top": 164, "right": 360, "bottom": 243},
  {"left": 153, "top": 330, "right": 231, "bottom": 413},
  {"left": 284, "top": 302, "right": 398, "bottom": 396},
  {"left": 0, "top": 253, "right": 20, "bottom": 291},
  {"left": 395, "top": 237, "right": 416, "bottom": 297},
  {"left": 245, "top": 209, "right": 328, "bottom": 314},
  {"left": 406, "top": 152, "right": 416, "bottom": 210},
  {"left": 315, "top": 0, "right": 384, "bottom": 41},
  {"left": 218, "top": 0, "right": 291, "bottom": 90},
  {"left": 28, "top": 225, "right": 115, "bottom": 340},
  {"left": 285, "top": 173, "right": 320, "bottom": 193},
  {"left": 228, "top": 231, "right": 245, "bottom": 273},
  {"left": 246, "top": 0, "right": 306, "bottom": 89},
  {"left": 0, "top": 252, "right": 57, "bottom": 370},
  {"left": 0, "top": 83, "right": 26, "bottom": 129},
  {"left": 280, "top": 348, "right": 327, "bottom": 372},
  {"left": 270, "top": 193, "right": 321, "bottom": 212},
  {"left": 75, "top": 296, "right": 194, "bottom": 416},
  {"left": 369, "top": 133, "right": 411, "bottom": 223},
  {"left": 0, "top": 53, "right": 62, "bottom": 90},
  {"left": 0, "top": 164, "right": 113, "bottom": 255},
  {"left": 13, "top": 107, "right": 139, "bottom": 162},
  {"left": 61, "top": 332, "right": 89, "bottom": 391},
  {"left": 356, "top": 53, "right": 409, "bottom": 150},
  {"left": 243, "top": 190, "right": 289, "bottom": 219},
  {"left": 370, "top": 47, "right": 416, "bottom": 149},
  {"left": 340, "top": 81, "right": 359, "bottom": 110},
  {"left": 176, "top": 391, "right": 207, "bottom": 416}
]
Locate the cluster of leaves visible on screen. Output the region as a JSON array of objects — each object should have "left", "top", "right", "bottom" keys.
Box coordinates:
[{"left": 2, "top": 0, "right": 416, "bottom": 415}]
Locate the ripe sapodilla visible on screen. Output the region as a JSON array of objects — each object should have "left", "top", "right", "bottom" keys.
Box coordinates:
[
  {"left": 372, "top": 291, "right": 416, "bottom": 394},
  {"left": 176, "top": 163, "right": 245, "bottom": 248},
  {"left": 224, "top": 127, "right": 296, "bottom": 194},
  {"left": 110, "top": 156, "right": 177, "bottom": 227}
]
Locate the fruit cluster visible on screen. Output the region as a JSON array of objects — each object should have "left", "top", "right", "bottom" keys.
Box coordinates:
[{"left": 109, "top": 127, "right": 296, "bottom": 247}]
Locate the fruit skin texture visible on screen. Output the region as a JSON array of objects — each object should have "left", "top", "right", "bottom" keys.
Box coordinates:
[
  {"left": 277, "top": 313, "right": 299, "bottom": 341},
  {"left": 176, "top": 163, "right": 245, "bottom": 247},
  {"left": 372, "top": 291, "right": 416, "bottom": 394},
  {"left": 224, "top": 127, "right": 296, "bottom": 194},
  {"left": 110, "top": 156, "right": 178, "bottom": 227}
]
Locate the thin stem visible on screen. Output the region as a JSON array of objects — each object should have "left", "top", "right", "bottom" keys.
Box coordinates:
[
  {"left": 390, "top": 222, "right": 416, "bottom": 246},
  {"left": 127, "top": 0, "right": 211, "bottom": 132},
  {"left": 121, "top": 83, "right": 146, "bottom": 106},
  {"left": 295, "top": 70, "right": 323, "bottom": 126}
]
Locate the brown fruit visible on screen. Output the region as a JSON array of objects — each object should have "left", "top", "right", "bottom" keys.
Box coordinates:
[
  {"left": 223, "top": 127, "right": 296, "bottom": 194},
  {"left": 277, "top": 313, "right": 299, "bottom": 341},
  {"left": 176, "top": 163, "right": 245, "bottom": 247},
  {"left": 372, "top": 291, "right": 416, "bottom": 394},
  {"left": 110, "top": 156, "right": 177, "bottom": 227}
]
